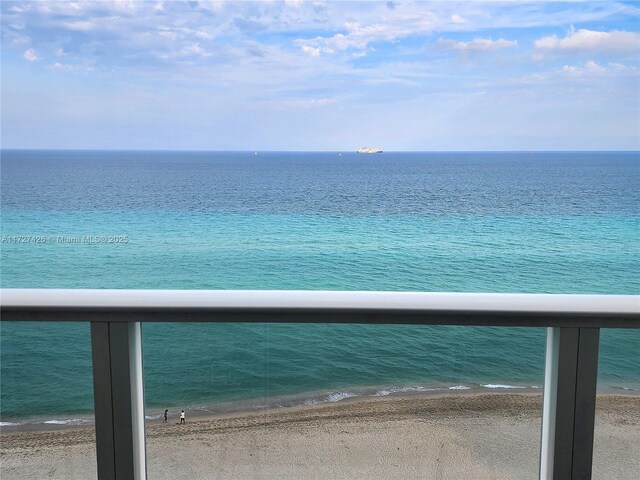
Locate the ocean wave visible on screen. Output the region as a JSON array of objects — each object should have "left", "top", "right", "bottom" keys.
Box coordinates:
[
  {"left": 326, "top": 392, "right": 357, "bottom": 402},
  {"left": 481, "top": 384, "right": 526, "bottom": 389},
  {"left": 0, "top": 421, "right": 21, "bottom": 427},
  {"left": 301, "top": 391, "right": 357, "bottom": 406},
  {"left": 375, "top": 386, "right": 441, "bottom": 396},
  {"left": 617, "top": 386, "right": 640, "bottom": 392},
  {"left": 248, "top": 383, "right": 533, "bottom": 410},
  {"left": 41, "top": 418, "right": 93, "bottom": 426}
]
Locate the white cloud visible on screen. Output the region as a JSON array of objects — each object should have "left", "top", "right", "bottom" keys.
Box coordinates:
[
  {"left": 54, "top": 48, "right": 65, "bottom": 57},
  {"left": 59, "top": 15, "right": 122, "bottom": 32},
  {"left": 535, "top": 29, "right": 640, "bottom": 52},
  {"left": 113, "top": 0, "right": 136, "bottom": 12},
  {"left": 296, "top": 13, "right": 438, "bottom": 55},
  {"left": 279, "top": 97, "right": 337, "bottom": 109},
  {"left": 438, "top": 38, "right": 518, "bottom": 53},
  {"left": 183, "top": 43, "right": 204, "bottom": 55},
  {"left": 560, "top": 60, "right": 638, "bottom": 76},
  {"left": 8, "top": 5, "right": 30, "bottom": 14},
  {"left": 23, "top": 48, "right": 40, "bottom": 62},
  {"left": 195, "top": 30, "right": 213, "bottom": 40},
  {"left": 584, "top": 59, "right": 606, "bottom": 73},
  {"left": 450, "top": 14, "right": 466, "bottom": 24},
  {"left": 61, "top": 19, "right": 100, "bottom": 32},
  {"left": 301, "top": 45, "right": 321, "bottom": 57},
  {"left": 11, "top": 35, "right": 31, "bottom": 46},
  {"left": 48, "top": 62, "right": 93, "bottom": 72},
  {"left": 158, "top": 29, "right": 178, "bottom": 41},
  {"left": 181, "top": 43, "right": 211, "bottom": 57},
  {"left": 27, "top": 1, "right": 90, "bottom": 16},
  {"left": 200, "top": 1, "right": 226, "bottom": 13},
  {"left": 303, "top": 22, "right": 389, "bottom": 53},
  {"left": 609, "top": 62, "right": 640, "bottom": 73}
]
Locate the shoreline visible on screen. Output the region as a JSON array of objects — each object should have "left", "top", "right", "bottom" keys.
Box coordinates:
[
  {"left": 1, "top": 392, "right": 639, "bottom": 480},
  {"left": 2, "top": 383, "right": 639, "bottom": 433},
  {"left": 2, "top": 391, "right": 639, "bottom": 436}
]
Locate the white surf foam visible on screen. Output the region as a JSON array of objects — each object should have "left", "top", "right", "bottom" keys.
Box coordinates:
[
  {"left": 448, "top": 385, "right": 471, "bottom": 390},
  {"left": 326, "top": 392, "right": 357, "bottom": 402},
  {"left": 481, "top": 384, "right": 525, "bottom": 389},
  {"left": 42, "top": 418, "right": 93, "bottom": 426},
  {"left": 300, "top": 392, "right": 356, "bottom": 406},
  {"left": 0, "top": 421, "right": 21, "bottom": 427},
  {"left": 374, "top": 386, "right": 440, "bottom": 396}
]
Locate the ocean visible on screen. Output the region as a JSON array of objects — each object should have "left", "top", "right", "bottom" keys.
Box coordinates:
[{"left": 1, "top": 150, "right": 639, "bottom": 426}]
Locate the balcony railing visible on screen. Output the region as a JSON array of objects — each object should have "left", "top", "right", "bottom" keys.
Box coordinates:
[{"left": 1, "top": 289, "right": 639, "bottom": 480}]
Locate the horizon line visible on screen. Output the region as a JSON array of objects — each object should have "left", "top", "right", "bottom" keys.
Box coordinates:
[{"left": 2, "top": 148, "right": 639, "bottom": 153}]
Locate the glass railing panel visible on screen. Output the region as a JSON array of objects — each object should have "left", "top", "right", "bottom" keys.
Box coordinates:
[
  {"left": 143, "top": 322, "right": 545, "bottom": 479},
  {"left": 0, "top": 321, "right": 97, "bottom": 480},
  {"left": 592, "top": 328, "right": 640, "bottom": 480}
]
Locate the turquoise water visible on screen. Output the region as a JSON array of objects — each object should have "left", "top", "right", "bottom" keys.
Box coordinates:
[
  {"left": 1, "top": 151, "right": 639, "bottom": 424},
  {"left": 2, "top": 212, "right": 638, "bottom": 292}
]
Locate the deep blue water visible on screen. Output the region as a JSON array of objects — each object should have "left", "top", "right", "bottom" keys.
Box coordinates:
[{"left": 1, "top": 150, "right": 639, "bottom": 424}]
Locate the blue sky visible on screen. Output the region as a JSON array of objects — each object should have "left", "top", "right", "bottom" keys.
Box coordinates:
[{"left": 1, "top": 1, "right": 639, "bottom": 150}]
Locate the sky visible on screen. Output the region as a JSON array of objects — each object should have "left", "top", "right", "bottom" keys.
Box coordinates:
[{"left": 1, "top": 0, "right": 639, "bottom": 151}]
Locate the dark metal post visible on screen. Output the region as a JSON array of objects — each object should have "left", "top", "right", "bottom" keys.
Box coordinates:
[
  {"left": 91, "top": 322, "right": 116, "bottom": 479},
  {"left": 570, "top": 328, "right": 600, "bottom": 479},
  {"left": 540, "top": 327, "right": 600, "bottom": 479},
  {"left": 91, "top": 322, "right": 147, "bottom": 480}
]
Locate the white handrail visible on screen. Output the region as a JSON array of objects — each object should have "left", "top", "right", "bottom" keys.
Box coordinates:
[{"left": 2, "top": 289, "right": 639, "bottom": 315}]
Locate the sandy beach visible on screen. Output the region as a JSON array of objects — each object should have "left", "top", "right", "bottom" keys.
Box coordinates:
[{"left": 1, "top": 393, "right": 638, "bottom": 479}]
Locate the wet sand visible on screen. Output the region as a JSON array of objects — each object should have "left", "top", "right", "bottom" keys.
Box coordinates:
[{"left": 1, "top": 393, "right": 638, "bottom": 479}]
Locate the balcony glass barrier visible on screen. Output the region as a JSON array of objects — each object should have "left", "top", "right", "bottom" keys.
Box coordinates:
[
  {"left": 142, "top": 323, "right": 546, "bottom": 479},
  {"left": 592, "top": 328, "right": 640, "bottom": 480},
  {"left": 1, "top": 290, "right": 638, "bottom": 480},
  {"left": 0, "top": 322, "right": 97, "bottom": 480}
]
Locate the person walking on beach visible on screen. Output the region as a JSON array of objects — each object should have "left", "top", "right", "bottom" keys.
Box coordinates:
[
  {"left": 163, "top": 409, "right": 168, "bottom": 423},
  {"left": 180, "top": 410, "right": 185, "bottom": 424}
]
